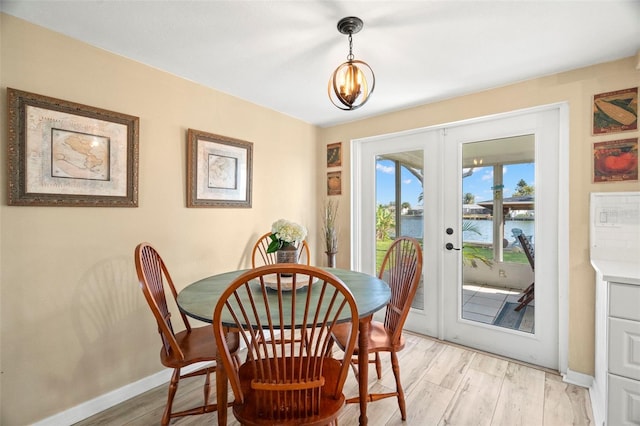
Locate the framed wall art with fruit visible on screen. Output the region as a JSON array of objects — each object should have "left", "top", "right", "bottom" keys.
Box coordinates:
[
  {"left": 592, "top": 87, "right": 638, "bottom": 134},
  {"left": 593, "top": 138, "right": 638, "bottom": 183},
  {"left": 327, "top": 171, "right": 342, "bottom": 196}
]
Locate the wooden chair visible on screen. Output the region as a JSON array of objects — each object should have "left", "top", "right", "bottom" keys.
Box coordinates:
[
  {"left": 251, "top": 231, "right": 310, "bottom": 267},
  {"left": 212, "top": 264, "right": 359, "bottom": 425},
  {"left": 134, "top": 242, "right": 238, "bottom": 426},
  {"left": 515, "top": 234, "right": 535, "bottom": 312},
  {"left": 330, "top": 236, "right": 423, "bottom": 420}
]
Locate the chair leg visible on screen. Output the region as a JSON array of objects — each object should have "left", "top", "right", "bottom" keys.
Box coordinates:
[
  {"left": 515, "top": 283, "right": 534, "bottom": 312},
  {"left": 163, "top": 368, "right": 181, "bottom": 426},
  {"left": 350, "top": 357, "right": 360, "bottom": 379},
  {"left": 390, "top": 351, "right": 406, "bottom": 420},
  {"left": 375, "top": 353, "right": 382, "bottom": 379},
  {"left": 203, "top": 367, "right": 211, "bottom": 406}
]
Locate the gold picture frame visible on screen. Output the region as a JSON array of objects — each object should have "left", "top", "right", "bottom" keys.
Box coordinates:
[
  {"left": 327, "top": 142, "right": 342, "bottom": 168},
  {"left": 187, "top": 129, "right": 253, "bottom": 208},
  {"left": 7, "top": 88, "right": 139, "bottom": 207}
]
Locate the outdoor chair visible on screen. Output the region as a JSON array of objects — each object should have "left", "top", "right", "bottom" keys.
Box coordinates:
[
  {"left": 515, "top": 234, "right": 535, "bottom": 311},
  {"left": 212, "top": 264, "right": 359, "bottom": 425},
  {"left": 329, "top": 236, "right": 423, "bottom": 420}
]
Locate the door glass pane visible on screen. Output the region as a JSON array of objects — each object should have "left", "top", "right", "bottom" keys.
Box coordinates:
[
  {"left": 461, "top": 136, "right": 535, "bottom": 333},
  {"left": 375, "top": 150, "right": 424, "bottom": 310}
]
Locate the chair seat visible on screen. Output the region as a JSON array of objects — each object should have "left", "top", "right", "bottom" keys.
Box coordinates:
[
  {"left": 233, "top": 356, "right": 346, "bottom": 426},
  {"left": 160, "top": 326, "right": 238, "bottom": 368},
  {"left": 332, "top": 320, "right": 405, "bottom": 354}
]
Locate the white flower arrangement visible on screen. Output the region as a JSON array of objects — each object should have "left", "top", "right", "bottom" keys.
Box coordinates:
[{"left": 267, "top": 219, "right": 308, "bottom": 253}]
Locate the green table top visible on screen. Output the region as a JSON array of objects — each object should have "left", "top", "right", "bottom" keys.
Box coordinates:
[{"left": 177, "top": 267, "right": 391, "bottom": 326}]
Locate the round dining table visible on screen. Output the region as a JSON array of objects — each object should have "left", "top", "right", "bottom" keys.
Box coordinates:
[{"left": 177, "top": 266, "right": 391, "bottom": 426}]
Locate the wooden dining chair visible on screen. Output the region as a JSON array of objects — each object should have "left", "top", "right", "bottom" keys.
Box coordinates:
[
  {"left": 515, "top": 234, "right": 535, "bottom": 311},
  {"left": 212, "top": 264, "right": 359, "bottom": 425},
  {"left": 330, "top": 236, "right": 423, "bottom": 420},
  {"left": 251, "top": 231, "right": 311, "bottom": 267},
  {"left": 134, "top": 242, "right": 238, "bottom": 426}
]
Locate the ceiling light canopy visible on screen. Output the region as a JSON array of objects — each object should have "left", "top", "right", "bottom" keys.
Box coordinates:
[{"left": 328, "top": 17, "right": 375, "bottom": 111}]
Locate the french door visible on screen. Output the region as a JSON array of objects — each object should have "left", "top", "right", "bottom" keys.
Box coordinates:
[
  {"left": 352, "top": 130, "right": 439, "bottom": 336},
  {"left": 352, "top": 105, "right": 565, "bottom": 370}
]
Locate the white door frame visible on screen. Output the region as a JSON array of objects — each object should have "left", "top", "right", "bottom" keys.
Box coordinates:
[{"left": 351, "top": 103, "right": 569, "bottom": 374}]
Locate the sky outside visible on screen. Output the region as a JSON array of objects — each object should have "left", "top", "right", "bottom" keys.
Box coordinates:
[{"left": 376, "top": 160, "right": 535, "bottom": 207}]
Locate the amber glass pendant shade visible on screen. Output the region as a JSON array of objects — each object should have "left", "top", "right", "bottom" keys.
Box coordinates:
[{"left": 328, "top": 17, "right": 375, "bottom": 111}]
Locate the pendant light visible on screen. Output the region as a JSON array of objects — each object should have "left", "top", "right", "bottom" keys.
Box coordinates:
[{"left": 328, "top": 16, "right": 375, "bottom": 111}]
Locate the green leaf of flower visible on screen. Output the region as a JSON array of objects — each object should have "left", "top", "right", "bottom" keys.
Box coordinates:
[{"left": 266, "top": 234, "right": 282, "bottom": 253}]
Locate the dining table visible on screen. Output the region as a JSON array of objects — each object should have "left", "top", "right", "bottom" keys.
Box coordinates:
[{"left": 177, "top": 266, "right": 391, "bottom": 426}]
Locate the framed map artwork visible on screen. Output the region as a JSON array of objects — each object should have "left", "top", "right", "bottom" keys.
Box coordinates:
[
  {"left": 327, "top": 142, "right": 342, "bottom": 168},
  {"left": 592, "top": 87, "right": 638, "bottom": 134},
  {"left": 187, "top": 129, "right": 253, "bottom": 207},
  {"left": 7, "top": 88, "right": 139, "bottom": 206}
]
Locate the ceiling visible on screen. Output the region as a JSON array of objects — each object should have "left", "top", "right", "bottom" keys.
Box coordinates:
[{"left": 2, "top": 1, "right": 639, "bottom": 128}]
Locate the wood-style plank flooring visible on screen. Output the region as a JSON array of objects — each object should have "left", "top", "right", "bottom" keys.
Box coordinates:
[{"left": 74, "top": 333, "right": 593, "bottom": 425}]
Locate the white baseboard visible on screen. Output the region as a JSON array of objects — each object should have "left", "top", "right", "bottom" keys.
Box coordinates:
[
  {"left": 562, "top": 368, "right": 593, "bottom": 388},
  {"left": 32, "top": 362, "right": 212, "bottom": 426},
  {"left": 563, "top": 370, "right": 598, "bottom": 426}
]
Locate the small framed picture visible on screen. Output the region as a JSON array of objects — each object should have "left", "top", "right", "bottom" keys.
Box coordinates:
[
  {"left": 593, "top": 87, "right": 638, "bottom": 134},
  {"left": 187, "top": 129, "right": 253, "bottom": 207},
  {"left": 327, "top": 171, "right": 341, "bottom": 196},
  {"left": 7, "top": 88, "right": 139, "bottom": 207},
  {"left": 593, "top": 138, "right": 638, "bottom": 183},
  {"left": 327, "top": 142, "right": 342, "bottom": 168}
]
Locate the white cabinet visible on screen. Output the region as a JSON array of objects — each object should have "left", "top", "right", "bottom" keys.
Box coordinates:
[
  {"left": 593, "top": 277, "right": 640, "bottom": 426},
  {"left": 590, "top": 192, "right": 640, "bottom": 425}
]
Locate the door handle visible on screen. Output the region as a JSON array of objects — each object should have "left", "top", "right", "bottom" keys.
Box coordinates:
[{"left": 445, "top": 243, "right": 461, "bottom": 251}]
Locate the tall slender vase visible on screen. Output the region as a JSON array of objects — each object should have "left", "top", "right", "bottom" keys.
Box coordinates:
[{"left": 326, "top": 251, "right": 337, "bottom": 268}]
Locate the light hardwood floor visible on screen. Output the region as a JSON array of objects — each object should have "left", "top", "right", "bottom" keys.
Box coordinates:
[{"left": 74, "top": 333, "right": 593, "bottom": 425}]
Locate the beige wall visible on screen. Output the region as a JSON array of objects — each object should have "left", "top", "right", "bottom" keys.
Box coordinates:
[
  {"left": 318, "top": 57, "right": 640, "bottom": 377},
  {"left": 2, "top": 12, "right": 640, "bottom": 425},
  {"left": 0, "top": 15, "right": 318, "bottom": 425}
]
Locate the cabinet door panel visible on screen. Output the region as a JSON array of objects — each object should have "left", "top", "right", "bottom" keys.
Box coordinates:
[
  {"left": 609, "top": 318, "right": 640, "bottom": 381},
  {"left": 608, "top": 374, "right": 640, "bottom": 425},
  {"left": 610, "top": 282, "right": 640, "bottom": 321}
]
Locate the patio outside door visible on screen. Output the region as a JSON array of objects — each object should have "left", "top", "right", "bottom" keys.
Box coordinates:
[{"left": 352, "top": 105, "right": 565, "bottom": 370}]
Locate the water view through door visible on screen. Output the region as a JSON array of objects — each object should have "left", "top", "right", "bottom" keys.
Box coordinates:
[
  {"left": 353, "top": 105, "right": 562, "bottom": 369},
  {"left": 460, "top": 137, "right": 536, "bottom": 334},
  {"left": 442, "top": 109, "right": 559, "bottom": 369},
  {"left": 375, "top": 151, "right": 424, "bottom": 312}
]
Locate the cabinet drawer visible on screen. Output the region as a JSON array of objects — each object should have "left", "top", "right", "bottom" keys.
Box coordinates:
[
  {"left": 610, "top": 282, "right": 640, "bottom": 321},
  {"left": 609, "top": 317, "right": 640, "bottom": 381},
  {"left": 608, "top": 374, "right": 640, "bottom": 426}
]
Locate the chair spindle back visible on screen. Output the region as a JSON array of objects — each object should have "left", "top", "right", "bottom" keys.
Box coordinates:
[
  {"left": 378, "top": 237, "right": 423, "bottom": 345},
  {"left": 251, "top": 232, "right": 310, "bottom": 268},
  {"left": 213, "top": 264, "right": 358, "bottom": 423},
  {"left": 135, "top": 243, "right": 191, "bottom": 360}
]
